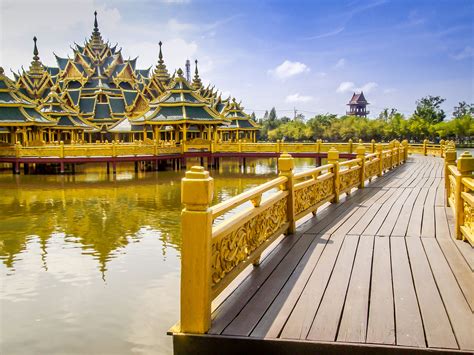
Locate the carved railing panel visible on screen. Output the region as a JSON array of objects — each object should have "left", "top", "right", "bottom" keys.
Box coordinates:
[
  {"left": 364, "top": 159, "right": 379, "bottom": 180},
  {"left": 294, "top": 176, "right": 333, "bottom": 216},
  {"left": 339, "top": 166, "right": 361, "bottom": 192},
  {"left": 211, "top": 195, "right": 288, "bottom": 289}
]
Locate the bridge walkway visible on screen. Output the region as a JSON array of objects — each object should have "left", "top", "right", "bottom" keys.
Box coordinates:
[{"left": 174, "top": 155, "right": 473, "bottom": 354}]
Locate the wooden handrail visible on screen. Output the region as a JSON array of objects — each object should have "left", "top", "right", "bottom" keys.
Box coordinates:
[{"left": 211, "top": 176, "right": 288, "bottom": 219}]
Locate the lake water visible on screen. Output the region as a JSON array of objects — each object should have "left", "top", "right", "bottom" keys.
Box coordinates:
[{"left": 0, "top": 157, "right": 317, "bottom": 355}]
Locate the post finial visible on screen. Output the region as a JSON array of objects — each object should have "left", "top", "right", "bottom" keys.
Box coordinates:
[
  {"left": 33, "top": 36, "right": 39, "bottom": 60},
  {"left": 94, "top": 11, "right": 98, "bottom": 31}
]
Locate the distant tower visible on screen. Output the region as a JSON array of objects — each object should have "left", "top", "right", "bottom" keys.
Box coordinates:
[
  {"left": 185, "top": 59, "right": 191, "bottom": 81},
  {"left": 346, "top": 91, "right": 369, "bottom": 117}
]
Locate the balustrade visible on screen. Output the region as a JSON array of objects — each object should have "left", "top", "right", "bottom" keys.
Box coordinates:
[
  {"left": 178, "top": 144, "right": 407, "bottom": 334},
  {"left": 445, "top": 150, "right": 474, "bottom": 245}
]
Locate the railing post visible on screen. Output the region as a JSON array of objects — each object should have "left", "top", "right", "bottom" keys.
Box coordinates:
[
  {"left": 445, "top": 148, "right": 456, "bottom": 195},
  {"left": 276, "top": 140, "right": 281, "bottom": 154},
  {"left": 356, "top": 144, "right": 366, "bottom": 189},
  {"left": 180, "top": 166, "right": 214, "bottom": 334},
  {"left": 402, "top": 140, "right": 409, "bottom": 162},
  {"left": 60, "top": 141, "right": 64, "bottom": 158},
  {"left": 377, "top": 143, "right": 383, "bottom": 176},
  {"left": 440, "top": 139, "right": 445, "bottom": 158},
  {"left": 278, "top": 153, "right": 296, "bottom": 234},
  {"left": 328, "top": 147, "right": 340, "bottom": 203},
  {"left": 455, "top": 152, "right": 473, "bottom": 239},
  {"left": 423, "top": 139, "right": 428, "bottom": 156},
  {"left": 15, "top": 142, "right": 21, "bottom": 158},
  {"left": 348, "top": 139, "right": 353, "bottom": 154},
  {"left": 371, "top": 139, "right": 376, "bottom": 153},
  {"left": 316, "top": 139, "right": 322, "bottom": 153}
]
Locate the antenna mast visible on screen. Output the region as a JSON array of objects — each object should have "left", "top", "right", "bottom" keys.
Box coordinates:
[{"left": 185, "top": 59, "right": 191, "bottom": 81}]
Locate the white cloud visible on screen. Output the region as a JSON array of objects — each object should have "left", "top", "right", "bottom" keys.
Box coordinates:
[
  {"left": 383, "top": 88, "right": 397, "bottom": 94},
  {"left": 452, "top": 46, "right": 474, "bottom": 60},
  {"left": 269, "top": 60, "right": 310, "bottom": 80},
  {"left": 167, "top": 19, "right": 195, "bottom": 32},
  {"left": 336, "top": 81, "right": 378, "bottom": 93},
  {"left": 333, "top": 58, "right": 346, "bottom": 69},
  {"left": 304, "top": 27, "right": 344, "bottom": 40},
  {"left": 285, "top": 93, "right": 313, "bottom": 103}
]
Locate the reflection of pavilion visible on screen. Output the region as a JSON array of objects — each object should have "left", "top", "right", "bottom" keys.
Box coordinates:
[{"left": 0, "top": 168, "right": 271, "bottom": 275}]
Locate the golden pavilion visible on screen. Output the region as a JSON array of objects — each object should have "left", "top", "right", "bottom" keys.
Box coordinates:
[{"left": 0, "top": 12, "right": 259, "bottom": 146}]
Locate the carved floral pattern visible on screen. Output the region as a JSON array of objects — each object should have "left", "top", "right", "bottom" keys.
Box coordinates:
[
  {"left": 364, "top": 160, "right": 379, "bottom": 179},
  {"left": 382, "top": 156, "right": 392, "bottom": 170},
  {"left": 340, "top": 168, "right": 360, "bottom": 192},
  {"left": 463, "top": 199, "right": 473, "bottom": 235},
  {"left": 211, "top": 197, "right": 288, "bottom": 285},
  {"left": 294, "top": 178, "right": 333, "bottom": 215}
]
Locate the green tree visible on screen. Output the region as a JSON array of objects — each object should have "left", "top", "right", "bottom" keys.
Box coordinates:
[
  {"left": 453, "top": 101, "right": 474, "bottom": 118},
  {"left": 413, "top": 96, "right": 446, "bottom": 124}
]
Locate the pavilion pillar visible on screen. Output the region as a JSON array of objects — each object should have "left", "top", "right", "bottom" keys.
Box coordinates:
[{"left": 183, "top": 124, "right": 188, "bottom": 143}]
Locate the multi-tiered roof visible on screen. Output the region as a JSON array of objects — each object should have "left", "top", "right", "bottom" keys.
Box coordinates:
[{"left": 1, "top": 11, "right": 259, "bottom": 143}]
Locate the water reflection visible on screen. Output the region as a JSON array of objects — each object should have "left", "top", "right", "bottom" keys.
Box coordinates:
[{"left": 0, "top": 157, "right": 316, "bottom": 354}]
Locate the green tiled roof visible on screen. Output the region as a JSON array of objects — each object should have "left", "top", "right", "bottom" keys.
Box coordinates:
[
  {"left": 95, "top": 103, "right": 111, "bottom": 119},
  {"left": 79, "top": 98, "right": 95, "bottom": 113}
]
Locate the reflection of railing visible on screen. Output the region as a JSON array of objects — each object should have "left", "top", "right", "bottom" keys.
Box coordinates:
[
  {"left": 445, "top": 150, "right": 473, "bottom": 245},
  {"left": 178, "top": 143, "right": 407, "bottom": 334},
  {"left": 0, "top": 138, "right": 452, "bottom": 159}
]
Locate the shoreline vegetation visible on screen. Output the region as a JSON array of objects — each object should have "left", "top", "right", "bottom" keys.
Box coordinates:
[{"left": 255, "top": 97, "right": 473, "bottom": 144}]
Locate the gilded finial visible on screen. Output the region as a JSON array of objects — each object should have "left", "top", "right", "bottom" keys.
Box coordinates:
[
  {"left": 33, "top": 36, "right": 39, "bottom": 60},
  {"left": 194, "top": 59, "right": 199, "bottom": 74},
  {"left": 177, "top": 68, "right": 184, "bottom": 76},
  {"left": 158, "top": 41, "right": 163, "bottom": 62},
  {"left": 94, "top": 11, "right": 98, "bottom": 31}
]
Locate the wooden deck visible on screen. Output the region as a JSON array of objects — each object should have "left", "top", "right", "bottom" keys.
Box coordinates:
[{"left": 172, "top": 155, "right": 473, "bottom": 354}]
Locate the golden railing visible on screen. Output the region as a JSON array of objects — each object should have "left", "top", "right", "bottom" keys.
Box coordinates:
[
  {"left": 0, "top": 138, "right": 450, "bottom": 159},
  {"left": 445, "top": 149, "right": 474, "bottom": 246},
  {"left": 177, "top": 143, "right": 407, "bottom": 334}
]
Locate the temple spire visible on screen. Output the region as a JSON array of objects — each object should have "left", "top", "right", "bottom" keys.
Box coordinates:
[
  {"left": 153, "top": 41, "right": 170, "bottom": 82},
  {"left": 192, "top": 59, "right": 202, "bottom": 90},
  {"left": 89, "top": 11, "right": 105, "bottom": 53},
  {"left": 94, "top": 11, "right": 99, "bottom": 32},
  {"left": 29, "top": 36, "right": 44, "bottom": 76}
]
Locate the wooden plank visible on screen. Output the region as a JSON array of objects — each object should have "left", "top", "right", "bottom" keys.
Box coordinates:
[
  {"left": 421, "top": 186, "right": 437, "bottom": 237},
  {"left": 337, "top": 236, "right": 374, "bottom": 343},
  {"left": 363, "top": 188, "right": 405, "bottom": 236},
  {"left": 422, "top": 238, "right": 474, "bottom": 350},
  {"left": 435, "top": 178, "right": 445, "bottom": 206},
  {"left": 406, "top": 188, "right": 429, "bottom": 237},
  {"left": 435, "top": 206, "right": 451, "bottom": 239},
  {"left": 222, "top": 233, "right": 317, "bottom": 336},
  {"left": 390, "top": 237, "right": 425, "bottom": 347},
  {"left": 391, "top": 188, "right": 421, "bottom": 237},
  {"left": 210, "top": 231, "right": 306, "bottom": 334},
  {"left": 437, "top": 238, "right": 474, "bottom": 311},
  {"left": 250, "top": 234, "right": 329, "bottom": 338},
  {"left": 377, "top": 188, "right": 412, "bottom": 236},
  {"left": 445, "top": 207, "right": 474, "bottom": 270},
  {"left": 405, "top": 237, "right": 458, "bottom": 349},
  {"left": 366, "top": 237, "right": 395, "bottom": 345},
  {"left": 280, "top": 234, "right": 346, "bottom": 339},
  {"left": 306, "top": 235, "right": 359, "bottom": 341}
]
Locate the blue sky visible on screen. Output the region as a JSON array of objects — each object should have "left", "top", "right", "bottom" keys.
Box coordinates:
[{"left": 1, "top": 0, "right": 472, "bottom": 118}]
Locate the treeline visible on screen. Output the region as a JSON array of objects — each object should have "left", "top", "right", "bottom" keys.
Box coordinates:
[{"left": 256, "top": 97, "right": 473, "bottom": 143}]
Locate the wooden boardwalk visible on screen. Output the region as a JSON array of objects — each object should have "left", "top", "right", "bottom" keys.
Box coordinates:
[{"left": 173, "top": 155, "right": 473, "bottom": 354}]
